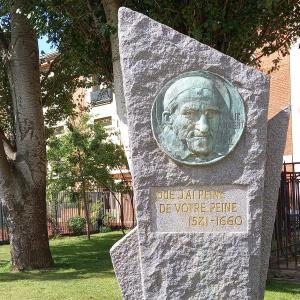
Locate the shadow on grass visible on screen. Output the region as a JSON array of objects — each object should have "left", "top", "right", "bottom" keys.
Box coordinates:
[
  {"left": 266, "top": 280, "right": 300, "bottom": 295},
  {"left": 0, "top": 259, "right": 10, "bottom": 269},
  {"left": 0, "top": 232, "right": 123, "bottom": 283}
]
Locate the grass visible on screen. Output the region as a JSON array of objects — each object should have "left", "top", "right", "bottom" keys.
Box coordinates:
[
  {"left": 1, "top": 232, "right": 300, "bottom": 300},
  {"left": 265, "top": 280, "right": 300, "bottom": 300},
  {"left": 0, "top": 231, "right": 123, "bottom": 300}
]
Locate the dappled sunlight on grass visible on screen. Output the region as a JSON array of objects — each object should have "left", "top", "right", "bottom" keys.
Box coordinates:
[
  {"left": 2, "top": 232, "right": 300, "bottom": 299},
  {"left": 0, "top": 232, "right": 124, "bottom": 300}
]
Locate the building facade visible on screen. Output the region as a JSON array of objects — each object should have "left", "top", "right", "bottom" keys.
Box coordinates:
[{"left": 261, "top": 39, "right": 300, "bottom": 167}]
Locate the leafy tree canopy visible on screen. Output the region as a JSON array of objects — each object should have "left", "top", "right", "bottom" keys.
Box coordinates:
[
  {"left": 47, "top": 114, "right": 128, "bottom": 197},
  {"left": 1, "top": 0, "right": 299, "bottom": 141},
  {"left": 47, "top": 114, "right": 129, "bottom": 238},
  {"left": 40, "top": 0, "right": 300, "bottom": 76}
]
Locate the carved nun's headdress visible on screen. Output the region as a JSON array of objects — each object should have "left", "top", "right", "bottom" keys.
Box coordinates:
[{"left": 163, "top": 74, "right": 231, "bottom": 113}]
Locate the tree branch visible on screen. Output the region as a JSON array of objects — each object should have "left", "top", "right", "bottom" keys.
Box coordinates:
[
  {"left": 254, "top": 32, "right": 293, "bottom": 64},
  {"left": 86, "top": 0, "right": 99, "bottom": 30},
  {"left": 0, "top": 129, "right": 16, "bottom": 160},
  {"left": 40, "top": 53, "right": 60, "bottom": 87},
  {"left": 0, "top": 26, "right": 9, "bottom": 64},
  {"left": 63, "top": 5, "right": 92, "bottom": 40},
  {"left": 117, "top": 165, "right": 131, "bottom": 193},
  {"left": 96, "top": 178, "right": 125, "bottom": 235},
  {"left": 0, "top": 135, "right": 14, "bottom": 203},
  {"left": 0, "top": 26, "right": 9, "bottom": 52}
]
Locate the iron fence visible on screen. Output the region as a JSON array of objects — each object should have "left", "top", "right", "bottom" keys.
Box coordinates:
[
  {"left": 269, "top": 162, "right": 300, "bottom": 270},
  {"left": 2, "top": 162, "right": 300, "bottom": 271},
  {"left": 0, "top": 202, "right": 8, "bottom": 243},
  {"left": 47, "top": 190, "right": 135, "bottom": 236},
  {"left": 0, "top": 190, "right": 135, "bottom": 242}
]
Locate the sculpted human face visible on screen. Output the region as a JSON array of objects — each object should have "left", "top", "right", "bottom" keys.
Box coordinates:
[
  {"left": 154, "top": 71, "right": 245, "bottom": 165},
  {"left": 169, "top": 90, "right": 220, "bottom": 157}
]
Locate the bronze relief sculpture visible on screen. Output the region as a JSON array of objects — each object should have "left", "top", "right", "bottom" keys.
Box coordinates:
[{"left": 151, "top": 70, "right": 246, "bottom": 165}]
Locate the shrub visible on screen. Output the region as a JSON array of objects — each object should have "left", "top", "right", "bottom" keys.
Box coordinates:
[
  {"left": 102, "top": 212, "right": 116, "bottom": 228},
  {"left": 100, "top": 226, "right": 112, "bottom": 233},
  {"left": 67, "top": 216, "right": 86, "bottom": 235}
]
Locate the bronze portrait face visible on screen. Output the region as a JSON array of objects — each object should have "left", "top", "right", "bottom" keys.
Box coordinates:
[{"left": 151, "top": 71, "right": 246, "bottom": 166}]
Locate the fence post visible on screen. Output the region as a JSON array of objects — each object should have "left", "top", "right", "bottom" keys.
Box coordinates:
[{"left": 270, "top": 161, "right": 300, "bottom": 270}]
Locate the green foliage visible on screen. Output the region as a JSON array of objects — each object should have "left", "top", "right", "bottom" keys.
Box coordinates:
[
  {"left": 47, "top": 114, "right": 128, "bottom": 238},
  {"left": 100, "top": 226, "right": 112, "bottom": 233},
  {"left": 30, "top": 0, "right": 300, "bottom": 83},
  {"left": 126, "top": 0, "right": 300, "bottom": 69},
  {"left": 90, "top": 200, "right": 103, "bottom": 224},
  {"left": 0, "top": 53, "right": 14, "bottom": 140},
  {"left": 67, "top": 215, "right": 86, "bottom": 235},
  {"left": 36, "top": 0, "right": 113, "bottom": 83},
  {"left": 47, "top": 114, "right": 127, "bottom": 195},
  {"left": 102, "top": 213, "right": 116, "bottom": 228},
  {"left": 1, "top": 0, "right": 299, "bottom": 142}
]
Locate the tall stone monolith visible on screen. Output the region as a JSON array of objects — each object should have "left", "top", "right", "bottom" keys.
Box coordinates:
[{"left": 111, "top": 7, "right": 289, "bottom": 300}]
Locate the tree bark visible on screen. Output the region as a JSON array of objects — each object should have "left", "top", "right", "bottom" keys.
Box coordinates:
[
  {"left": 82, "top": 187, "right": 91, "bottom": 240},
  {"left": 102, "top": 0, "right": 132, "bottom": 167},
  {"left": 102, "top": 0, "right": 124, "bottom": 120},
  {"left": 77, "top": 148, "right": 91, "bottom": 239},
  {"left": 0, "top": 0, "right": 53, "bottom": 270}
]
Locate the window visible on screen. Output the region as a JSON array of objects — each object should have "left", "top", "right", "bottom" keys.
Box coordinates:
[
  {"left": 90, "top": 88, "right": 113, "bottom": 106},
  {"left": 94, "top": 116, "right": 112, "bottom": 127}
]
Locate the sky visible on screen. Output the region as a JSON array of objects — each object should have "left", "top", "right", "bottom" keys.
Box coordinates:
[{"left": 38, "top": 36, "right": 56, "bottom": 55}]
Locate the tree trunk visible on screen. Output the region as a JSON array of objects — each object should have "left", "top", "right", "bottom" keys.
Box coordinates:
[
  {"left": 129, "top": 190, "right": 135, "bottom": 228},
  {"left": 120, "top": 194, "right": 125, "bottom": 232},
  {"left": 102, "top": 0, "right": 132, "bottom": 166},
  {"left": 77, "top": 148, "right": 91, "bottom": 240},
  {"left": 102, "top": 0, "right": 124, "bottom": 120},
  {"left": 7, "top": 188, "right": 53, "bottom": 270},
  {"left": 77, "top": 199, "right": 81, "bottom": 216},
  {"left": 0, "top": 1, "right": 53, "bottom": 270},
  {"left": 109, "top": 191, "right": 125, "bottom": 235},
  {"left": 82, "top": 188, "right": 91, "bottom": 240}
]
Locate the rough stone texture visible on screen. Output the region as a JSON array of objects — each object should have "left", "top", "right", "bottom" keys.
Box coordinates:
[
  {"left": 110, "top": 228, "right": 143, "bottom": 300},
  {"left": 259, "top": 108, "right": 290, "bottom": 299},
  {"left": 117, "top": 7, "right": 273, "bottom": 299},
  {"left": 110, "top": 110, "right": 289, "bottom": 299}
]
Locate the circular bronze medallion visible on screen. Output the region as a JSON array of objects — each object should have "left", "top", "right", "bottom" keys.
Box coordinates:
[{"left": 151, "top": 70, "right": 246, "bottom": 166}]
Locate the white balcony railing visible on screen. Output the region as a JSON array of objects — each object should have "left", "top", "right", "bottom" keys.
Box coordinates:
[{"left": 90, "top": 88, "right": 113, "bottom": 106}]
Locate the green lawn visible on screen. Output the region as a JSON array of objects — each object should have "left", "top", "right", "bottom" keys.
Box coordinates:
[
  {"left": 265, "top": 280, "right": 300, "bottom": 300},
  {"left": 0, "top": 232, "right": 123, "bottom": 300},
  {"left": 0, "top": 232, "right": 300, "bottom": 300}
]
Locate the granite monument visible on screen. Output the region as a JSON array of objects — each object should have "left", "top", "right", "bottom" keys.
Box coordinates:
[{"left": 111, "top": 7, "right": 289, "bottom": 300}]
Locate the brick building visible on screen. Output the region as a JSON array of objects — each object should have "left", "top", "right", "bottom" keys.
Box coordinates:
[{"left": 261, "top": 38, "right": 300, "bottom": 165}]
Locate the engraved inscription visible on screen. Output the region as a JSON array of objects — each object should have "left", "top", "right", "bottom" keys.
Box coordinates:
[
  {"left": 151, "top": 70, "right": 246, "bottom": 165},
  {"left": 150, "top": 185, "right": 248, "bottom": 233}
]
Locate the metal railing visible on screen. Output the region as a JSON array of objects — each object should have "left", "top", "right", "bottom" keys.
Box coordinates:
[
  {"left": 2, "top": 162, "right": 300, "bottom": 271},
  {"left": 0, "top": 190, "right": 135, "bottom": 242},
  {"left": 47, "top": 191, "right": 135, "bottom": 235},
  {"left": 269, "top": 162, "right": 300, "bottom": 270},
  {"left": 0, "top": 203, "right": 8, "bottom": 243},
  {"left": 90, "top": 88, "right": 113, "bottom": 106}
]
